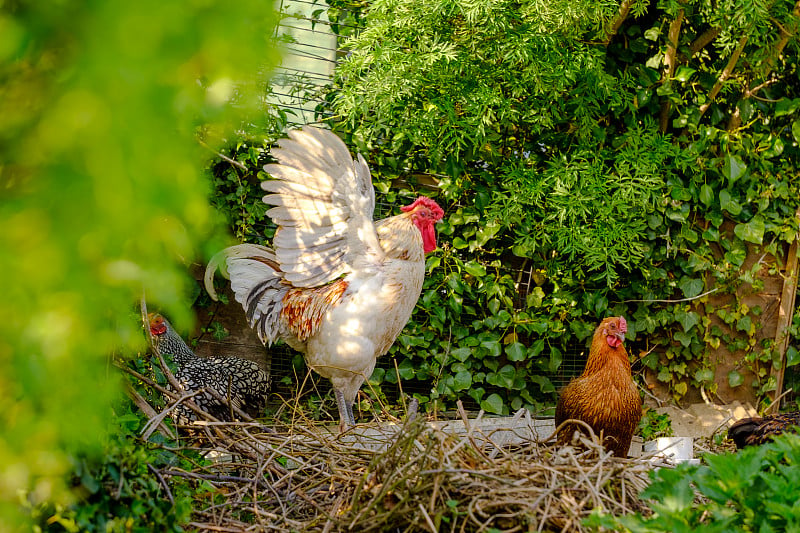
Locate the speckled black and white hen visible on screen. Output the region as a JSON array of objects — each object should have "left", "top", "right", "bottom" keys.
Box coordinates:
[{"left": 148, "top": 313, "right": 270, "bottom": 423}]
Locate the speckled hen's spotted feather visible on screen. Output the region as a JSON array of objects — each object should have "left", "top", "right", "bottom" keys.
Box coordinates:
[{"left": 149, "top": 314, "right": 270, "bottom": 424}]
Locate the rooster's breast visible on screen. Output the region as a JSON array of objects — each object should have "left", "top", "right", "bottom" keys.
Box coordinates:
[{"left": 304, "top": 257, "right": 425, "bottom": 378}]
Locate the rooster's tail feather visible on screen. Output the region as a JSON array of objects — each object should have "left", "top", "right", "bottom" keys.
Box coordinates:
[{"left": 205, "top": 244, "right": 288, "bottom": 345}]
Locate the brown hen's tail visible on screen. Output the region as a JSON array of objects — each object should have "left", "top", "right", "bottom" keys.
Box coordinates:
[{"left": 728, "top": 417, "right": 763, "bottom": 449}]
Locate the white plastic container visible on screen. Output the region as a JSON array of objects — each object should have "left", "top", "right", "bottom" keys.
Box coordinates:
[{"left": 643, "top": 436, "right": 697, "bottom": 464}]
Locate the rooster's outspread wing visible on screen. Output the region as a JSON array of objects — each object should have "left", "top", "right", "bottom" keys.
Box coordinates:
[
  {"left": 263, "top": 127, "right": 385, "bottom": 287},
  {"left": 206, "top": 128, "right": 386, "bottom": 345}
]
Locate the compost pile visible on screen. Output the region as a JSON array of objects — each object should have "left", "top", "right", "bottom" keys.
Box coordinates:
[{"left": 139, "top": 405, "right": 654, "bottom": 532}]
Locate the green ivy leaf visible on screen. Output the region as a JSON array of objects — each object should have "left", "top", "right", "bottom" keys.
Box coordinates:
[
  {"left": 674, "top": 66, "right": 695, "bottom": 82},
  {"left": 675, "top": 309, "right": 700, "bottom": 332},
  {"left": 481, "top": 339, "right": 502, "bottom": 357},
  {"left": 452, "top": 370, "right": 472, "bottom": 391},
  {"left": 374, "top": 363, "right": 389, "bottom": 380},
  {"left": 736, "top": 315, "right": 753, "bottom": 334},
  {"left": 506, "top": 342, "right": 526, "bottom": 361},
  {"left": 734, "top": 216, "right": 765, "bottom": 244},
  {"left": 702, "top": 226, "right": 720, "bottom": 242},
  {"left": 793, "top": 118, "right": 800, "bottom": 144},
  {"left": 530, "top": 375, "right": 555, "bottom": 393},
  {"left": 526, "top": 287, "right": 545, "bottom": 308},
  {"left": 724, "top": 247, "right": 747, "bottom": 267},
  {"left": 723, "top": 154, "right": 747, "bottom": 184},
  {"left": 699, "top": 184, "right": 714, "bottom": 206},
  {"left": 678, "top": 277, "right": 703, "bottom": 298},
  {"left": 674, "top": 331, "right": 693, "bottom": 347},
  {"left": 452, "top": 237, "right": 469, "bottom": 249},
  {"left": 694, "top": 368, "right": 714, "bottom": 383},
  {"left": 644, "top": 27, "right": 660, "bottom": 40},
  {"left": 480, "top": 393, "right": 504, "bottom": 414},
  {"left": 548, "top": 348, "right": 563, "bottom": 373},
  {"left": 719, "top": 189, "right": 742, "bottom": 215},
  {"left": 397, "top": 359, "right": 416, "bottom": 380},
  {"left": 451, "top": 347, "right": 472, "bottom": 362},
  {"left": 775, "top": 97, "right": 800, "bottom": 116},
  {"left": 487, "top": 364, "right": 515, "bottom": 389},
  {"left": 464, "top": 261, "right": 486, "bottom": 277},
  {"left": 763, "top": 136, "right": 784, "bottom": 159},
  {"left": 786, "top": 346, "right": 800, "bottom": 368},
  {"left": 728, "top": 370, "right": 744, "bottom": 388}
]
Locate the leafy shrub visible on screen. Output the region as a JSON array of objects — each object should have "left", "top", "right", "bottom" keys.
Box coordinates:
[
  {"left": 28, "top": 402, "right": 197, "bottom": 533},
  {"left": 206, "top": 0, "right": 800, "bottom": 416},
  {"left": 588, "top": 433, "right": 800, "bottom": 531},
  {"left": 325, "top": 0, "right": 800, "bottom": 411},
  {"left": 0, "top": 0, "right": 277, "bottom": 525}
]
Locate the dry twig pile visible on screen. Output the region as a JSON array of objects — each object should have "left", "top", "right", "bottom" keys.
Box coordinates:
[{"left": 133, "top": 404, "right": 653, "bottom": 532}]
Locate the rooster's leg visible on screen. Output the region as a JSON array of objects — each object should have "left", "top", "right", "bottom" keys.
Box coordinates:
[{"left": 334, "top": 389, "right": 356, "bottom": 432}]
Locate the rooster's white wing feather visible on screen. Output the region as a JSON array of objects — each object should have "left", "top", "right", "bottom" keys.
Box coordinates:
[{"left": 262, "top": 127, "right": 383, "bottom": 288}]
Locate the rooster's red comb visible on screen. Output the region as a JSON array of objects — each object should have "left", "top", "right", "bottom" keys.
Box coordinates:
[{"left": 401, "top": 196, "right": 444, "bottom": 221}]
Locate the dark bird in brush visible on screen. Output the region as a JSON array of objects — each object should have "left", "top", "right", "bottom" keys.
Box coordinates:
[{"left": 728, "top": 411, "right": 800, "bottom": 449}]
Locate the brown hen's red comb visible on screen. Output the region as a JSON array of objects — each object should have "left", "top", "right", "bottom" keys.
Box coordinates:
[{"left": 401, "top": 196, "right": 444, "bottom": 220}]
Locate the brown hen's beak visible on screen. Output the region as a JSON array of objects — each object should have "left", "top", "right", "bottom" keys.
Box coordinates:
[{"left": 616, "top": 332, "right": 626, "bottom": 343}]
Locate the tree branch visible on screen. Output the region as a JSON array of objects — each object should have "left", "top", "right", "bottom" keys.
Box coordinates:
[
  {"left": 688, "top": 27, "right": 721, "bottom": 58},
  {"left": 771, "top": 1, "right": 800, "bottom": 61},
  {"left": 660, "top": 9, "right": 684, "bottom": 133},
  {"left": 603, "top": 0, "right": 634, "bottom": 46},
  {"left": 199, "top": 140, "right": 248, "bottom": 171},
  {"left": 728, "top": 2, "right": 799, "bottom": 130},
  {"left": 697, "top": 34, "right": 749, "bottom": 122}
]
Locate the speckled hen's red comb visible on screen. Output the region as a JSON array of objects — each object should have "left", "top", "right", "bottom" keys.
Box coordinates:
[{"left": 401, "top": 196, "right": 444, "bottom": 220}]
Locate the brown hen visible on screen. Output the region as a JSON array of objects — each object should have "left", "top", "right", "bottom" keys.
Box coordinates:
[{"left": 555, "top": 316, "right": 642, "bottom": 457}]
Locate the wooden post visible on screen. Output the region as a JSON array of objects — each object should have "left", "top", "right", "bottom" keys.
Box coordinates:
[{"left": 768, "top": 211, "right": 800, "bottom": 413}]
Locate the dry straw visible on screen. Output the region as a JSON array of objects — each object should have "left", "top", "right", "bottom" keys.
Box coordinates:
[
  {"left": 128, "top": 304, "right": 657, "bottom": 531},
  {"left": 124, "top": 370, "right": 658, "bottom": 532}
]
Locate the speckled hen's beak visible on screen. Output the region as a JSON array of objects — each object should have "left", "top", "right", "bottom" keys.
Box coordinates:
[{"left": 616, "top": 332, "right": 626, "bottom": 343}]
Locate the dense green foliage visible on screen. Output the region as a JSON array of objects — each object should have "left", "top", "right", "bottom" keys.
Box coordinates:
[
  {"left": 28, "top": 403, "right": 197, "bottom": 533},
  {"left": 207, "top": 0, "right": 800, "bottom": 416},
  {"left": 0, "top": 0, "right": 277, "bottom": 528},
  {"left": 588, "top": 433, "right": 800, "bottom": 531},
  {"left": 324, "top": 0, "right": 800, "bottom": 412}
]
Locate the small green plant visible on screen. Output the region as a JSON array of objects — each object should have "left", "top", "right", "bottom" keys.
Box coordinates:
[
  {"left": 587, "top": 433, "right": 800, "bottom": 532},
  {"left": 637, "top": 408, "right": 674, "bottom": 441}
]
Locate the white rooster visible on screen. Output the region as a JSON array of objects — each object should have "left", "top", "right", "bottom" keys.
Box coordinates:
[{"left": 204, "top": 127, "right": 443, "bottom": 430}]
